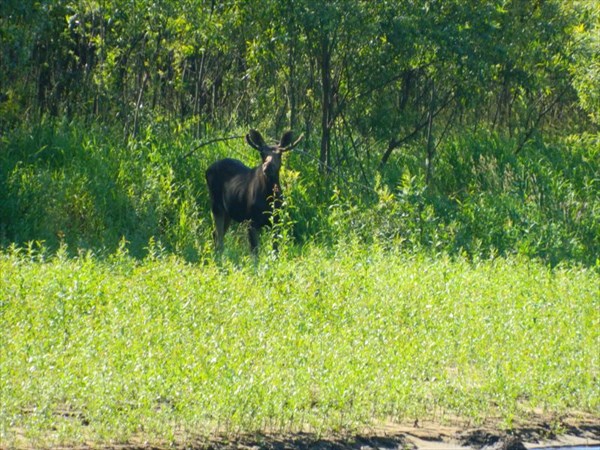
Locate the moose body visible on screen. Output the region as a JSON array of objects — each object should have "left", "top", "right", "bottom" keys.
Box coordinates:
[{"left": 205, "top": 130, "right": 302, "bottom": 253}]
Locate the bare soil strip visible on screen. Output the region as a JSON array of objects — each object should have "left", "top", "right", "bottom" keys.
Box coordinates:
[{"left": 7, "top": 413, "right": 598, "bottom": 450}]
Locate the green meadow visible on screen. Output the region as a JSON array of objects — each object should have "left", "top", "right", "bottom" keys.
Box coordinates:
[{"left": 1, "top": 244, "right": 598, "bottom": 447}]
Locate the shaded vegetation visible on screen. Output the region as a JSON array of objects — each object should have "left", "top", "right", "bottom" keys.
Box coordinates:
[{"left": 1, "top": 121, "right": 598, "bottom": 265}]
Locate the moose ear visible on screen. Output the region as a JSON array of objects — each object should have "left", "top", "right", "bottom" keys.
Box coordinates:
[
  {"left": 279, "top": 131, "right": 294, "bottom": 148},
  {"left": 280, "top": 131, "right": 304, "bottom": 152},
  {"left": 246, "top": 129, "right": 266, "bottom": 150}
]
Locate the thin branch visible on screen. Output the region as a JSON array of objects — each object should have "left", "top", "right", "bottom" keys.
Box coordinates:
[
  {"left": 340, "top": 111, "right": 371, "bottom": 189},
  {"left": 379, "top": 89, "right": 456, "bottom": 169},
  {"left": 179, "top": 135, "right": 244, "bottom": 161},
  {"left": 515, "top": 85, "right": 570, "bottom": 154}
]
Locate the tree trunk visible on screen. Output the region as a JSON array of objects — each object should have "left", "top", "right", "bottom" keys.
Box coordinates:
[
  {"left": 425, "top": 81, "right": 436, "bottom": 187},
  {"left": 319, "top": 36, "right": 333, "bottom": 173},
  {"left": 132, "top": 71, "right": 149, "bottom": 139},
  {"left": 287, "top": 3, "right": 298, "bottom": 131},
  {"left": 288, "top": 45, "right": 297, "bottom": 131}
]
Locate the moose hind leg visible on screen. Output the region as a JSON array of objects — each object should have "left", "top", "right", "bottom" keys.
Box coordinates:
[{"left": 212, "top": 213, "right": 230, "bottom": 252}]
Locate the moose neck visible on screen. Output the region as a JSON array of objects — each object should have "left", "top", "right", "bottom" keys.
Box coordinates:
[{"left": 258, "top": 167, "right": 281, "bottom": 193}]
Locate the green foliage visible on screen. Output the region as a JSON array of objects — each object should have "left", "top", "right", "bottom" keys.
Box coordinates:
[
  {"left": 1, "top": 122, "right": 598, "bottom": 266},
  {"left": 0, "top": 120, "right": 212, "bottom": 258},
  {"left": 1, "top": 245, "right": 598, "bottom": 447},
  {"left": 2, "top": 0, "right": 595, "bottom": 138},
  {"left": 567, "top": 1, "right": 600, "bottom": 124},
  {"left": 2, "top": 2, "right": 599, "bottom": 446}
]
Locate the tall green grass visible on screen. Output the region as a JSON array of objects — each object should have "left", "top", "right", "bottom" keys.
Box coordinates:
[{"left": 1, "top": 244, "right": 598, "bottom": 448}]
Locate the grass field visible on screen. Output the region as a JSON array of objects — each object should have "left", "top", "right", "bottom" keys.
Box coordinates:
[{"left": 1, "top": 243, "right": 599, "bottom": 448}]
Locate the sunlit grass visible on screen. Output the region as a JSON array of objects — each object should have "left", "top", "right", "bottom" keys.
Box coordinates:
[{"left": 1, "top": 243, "right": 598, "bottom": 448}]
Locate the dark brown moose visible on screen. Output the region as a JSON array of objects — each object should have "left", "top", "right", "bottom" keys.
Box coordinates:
[{"left": 205, "top": 129, "right": 303, "bottom": 254}]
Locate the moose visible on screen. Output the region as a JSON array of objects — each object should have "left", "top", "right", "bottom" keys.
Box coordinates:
[{"left": 205, "top": 129, "right": 303, "bottom": 254}]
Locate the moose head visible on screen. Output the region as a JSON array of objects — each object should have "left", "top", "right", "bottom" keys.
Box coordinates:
[{"left": 205, "top": 129, "right": 303, "bottom": 254}]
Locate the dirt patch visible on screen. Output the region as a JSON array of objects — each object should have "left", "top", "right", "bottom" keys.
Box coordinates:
[
  {"left": 374, "top": 413, "right": 600, "bottom": 450},
  {"left": 184, "top": 414, "right": 600, "bottom": 450},
  {"left": 5, "top": 413, "right": 599, "bottom": 450}
]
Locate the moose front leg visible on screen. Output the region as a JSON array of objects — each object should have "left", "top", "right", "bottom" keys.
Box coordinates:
[{"left": 248, "top": 226, "right": 260, "bottom": 255}]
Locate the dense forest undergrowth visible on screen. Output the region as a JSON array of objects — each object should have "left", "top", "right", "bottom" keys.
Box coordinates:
[{"left": 1, "top": 120, "right": 598, "bottom": 267}]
